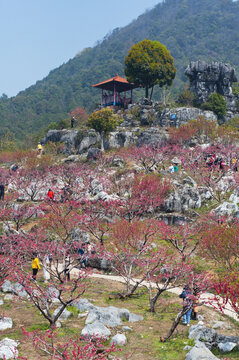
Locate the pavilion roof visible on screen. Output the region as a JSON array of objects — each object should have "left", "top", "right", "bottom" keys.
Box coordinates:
[{"left": 92, "top": 74, "right": 135, "bottom": 92}]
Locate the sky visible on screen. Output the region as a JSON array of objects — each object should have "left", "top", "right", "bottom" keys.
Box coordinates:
[{"left": 0, "top": 0, "right": 161, "bottom": 97}]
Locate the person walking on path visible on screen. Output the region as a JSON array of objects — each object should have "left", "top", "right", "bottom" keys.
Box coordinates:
[
  {"left": 32, "top": 253, "right": 41, "bottom": 281},
  {"left": 47, "top": 189, "right": 54, "bottom": 201},
  {"left": 0, "top": 184, "right": 5, "bottom": 200}
]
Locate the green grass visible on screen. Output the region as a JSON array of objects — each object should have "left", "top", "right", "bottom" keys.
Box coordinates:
[
  {"left": 154, "top": 335, "right": 195, "bottom": 360},
  {"left": 26, "top": 323, "right": 49, "bottom": 332}
]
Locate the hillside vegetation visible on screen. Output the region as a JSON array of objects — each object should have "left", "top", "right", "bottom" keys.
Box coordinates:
[{"left": 1, "top": 0, "right": 239, "bottom": 142}]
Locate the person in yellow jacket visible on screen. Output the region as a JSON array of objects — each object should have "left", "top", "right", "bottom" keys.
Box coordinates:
[
  {"left": 37, "top": 142, "right": 42, "bottom": 155},
  {"left": 32, "top": 253, "right": 41, "bottom": 280}
]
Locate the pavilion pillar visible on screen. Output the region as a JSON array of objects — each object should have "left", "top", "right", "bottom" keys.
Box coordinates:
[
  {"left": 101, "top": 88, "right": 103, "bottom": 106},
  {"left": 113, "top": 83, "right": 116, "bottom": 106}
]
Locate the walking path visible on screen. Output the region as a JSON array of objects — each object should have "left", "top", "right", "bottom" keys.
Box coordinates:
[{"left": 68, "top": 267, "right": 238, "bottom": 322}]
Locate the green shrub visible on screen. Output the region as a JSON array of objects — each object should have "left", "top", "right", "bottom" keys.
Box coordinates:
[{"left": 201, "top": 93, "right": 226, "bottom": 118}]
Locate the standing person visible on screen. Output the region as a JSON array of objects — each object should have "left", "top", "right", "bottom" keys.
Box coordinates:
[
  {"left": 0, "top": 184, "right": 5, "bottom": 200},
  {"left": 32, "top": 253, "right": 41, "bottom": 281},
  {"left": 71, "top": 116, "right": 75, "bottom": 128},
  {"left": 37, "top": 142, "right": 42, "bottom": 155},
  {"left": 179, "top": 285, "right": 193, "bottom": 326},
  {"left": 191, "top": 286, "right": 200, "bottom": 321},
  {"left": 47, "top": 189, "right": 54, "bottom": 201},
  {"left": 173, "top": 164, "right": 178, "bottom": 173},
  {"left": 43, "top": 255, "right": 51, "bottom": 283},
  {"left": 168, "top": 164, "right": 175, "bottom": 174}
]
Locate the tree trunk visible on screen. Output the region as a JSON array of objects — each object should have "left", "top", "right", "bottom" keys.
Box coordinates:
[
  {"left": 162, "top": 309, "right": 184, "bottom": 342},
  {"left": 150, "top": 86, "right": 154, "bottom": 100},
  {"left": 100, "top": 132, "right": 105, "bottom": 152},
  {"left": 145, "top": 86, "right": 149, "bottom": 98},
  {"left": 149, "top": 289, "right": 163, "bottom": 312}
]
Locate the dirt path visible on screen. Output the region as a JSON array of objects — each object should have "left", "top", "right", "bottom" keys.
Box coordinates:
[{"left": 66, "top": 267, "right": 238, "bottom": 322}]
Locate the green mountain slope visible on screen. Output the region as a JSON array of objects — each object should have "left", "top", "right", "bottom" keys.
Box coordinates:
[{"left": 1, "top": 0, "right": 239, "bottom": 142}]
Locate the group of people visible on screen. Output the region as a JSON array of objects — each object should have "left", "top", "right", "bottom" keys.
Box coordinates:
[
  {"left": 206, "top": 153, "right": 238, "bottom": 172},
  {"left": 179, "top": 284, "right": 200, "bottom": 326},
  {"left": 168, "top": 163, "right": 179, "bottom": 173},
  {"left": 31, "top": 242, "right": 95, "bottom": 281}
]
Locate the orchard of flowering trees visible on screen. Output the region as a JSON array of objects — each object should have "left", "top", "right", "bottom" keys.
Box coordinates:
[{"left": 0, "top": 121, "right": 238, "bottom": 358}]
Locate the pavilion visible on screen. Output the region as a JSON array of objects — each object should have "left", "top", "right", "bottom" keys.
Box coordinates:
[{"left": 92, "top": 74, "right": 135, "bottom": 108}]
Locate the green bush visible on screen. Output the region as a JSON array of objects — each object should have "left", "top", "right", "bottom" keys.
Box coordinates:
[{"left": 201, "top": 93, "right": 226, "bottom": 118}]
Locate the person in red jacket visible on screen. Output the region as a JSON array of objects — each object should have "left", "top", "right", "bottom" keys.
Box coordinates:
[{"left": 47, "top": 189, "right": 54, "bottom": 201}]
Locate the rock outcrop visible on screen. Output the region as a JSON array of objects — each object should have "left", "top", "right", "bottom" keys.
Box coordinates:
[{"left": 185, "top": 60, "right": 238, "bottom": 111}]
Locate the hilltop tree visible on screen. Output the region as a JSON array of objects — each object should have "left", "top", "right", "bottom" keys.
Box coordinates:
[
  {"left": 124, "top": 39, "right": 176, "bottom": 99},
  {"left": 87, "top": 108, "right": 119, "bottom": 151}
]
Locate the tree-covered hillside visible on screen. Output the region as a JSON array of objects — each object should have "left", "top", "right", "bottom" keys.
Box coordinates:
[{"left": 1, "top": 0, "right": 239, "bottom": 142}]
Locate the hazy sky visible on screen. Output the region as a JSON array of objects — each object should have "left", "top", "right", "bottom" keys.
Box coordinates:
[{"left": 0, "top": 0, "right": 160, "bottom": 97}]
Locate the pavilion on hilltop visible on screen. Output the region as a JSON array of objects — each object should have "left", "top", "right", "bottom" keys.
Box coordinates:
[{"left": 92, "top": 74, "right": 135, "bottom": 108}]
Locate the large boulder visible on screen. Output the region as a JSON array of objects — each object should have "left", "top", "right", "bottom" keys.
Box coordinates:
[
  {"left": 213, "top": 202, "right": 238, "bottom": 217},
  {"left": 136, "top": 127, "right": 168, "bottom": 147},
  {"left": 0, "top": 338, "right": 19, "bottom": 359},
  {"left": 81, "top": 320, "right": 111, "bottom": 339},
  {"left": 52, "top": 307, "right": 72, "bottom": 321},
  {"left": 218, "top": 342, "right": 237, "bottom": 352},
  {"left": 85, "top": 306, "right": 130, "bottom": 327},
  {"left": 1, "top": 281, "right": 27, "bottom": 298},
  {"left": 158, "top": 107, "right": 217, "bottom": 128},
  {"left": 72, "top": 299, "right": 95, "bottom": 312},
  {"left": 110, "top": 333, "right": 127, "bottom": 346},
  {"left": 41, "top": 129, "right": 79, "bottom": 154},
  {"left": 77, "top": 130, "right": 100, "bottom": 154},
  {"left": 185, "top": 341, "right": 219, "bottom": 360},
  {"left": 107, "top": 130, "right": 137, "bottom": 148},
  {"left": 163, "top": 185, "right": 201, "bottom": 213}
]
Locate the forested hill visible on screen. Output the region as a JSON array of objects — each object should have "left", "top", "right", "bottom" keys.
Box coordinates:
[{"left": 1, "top": 0, "right": 239, "bottom": 143}]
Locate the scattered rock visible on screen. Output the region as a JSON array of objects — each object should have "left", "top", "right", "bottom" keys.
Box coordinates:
[
  {"left": 72, "top": 299, "right": 95, "bottom": 312},
  {"left": 81, "top": 320, "right": 111, "bottom": 339},
  {"left": 185, "top": 341, "right": 219, "bottom": 360},
  {"left": 212, "top": 321, "right": 230, "bottom": 330},
  {"left": 0, "top": 318, "right": 13, "bottom": 331},
  {"left": 78, "top": 312, "right": 88, "bottom": 319},
  {"left": 0, "top": 298, "right": 3, "bottom": 306},
  {"left": 52, "top": 307, "right": 72, "bottom": 321},
  {"left": 110, "top": 334, "right": 127, "bottom": 346},
  {"left": 129, "top": 313, "right": 144, "bottom": 322},
  {"left": 217, "top": 342, "right": 237, "bottom": 352},
  {"left": 85, "top": 306, "right": 130, "bottom": 327},
  {"left": 0, "top": 338, "right": 19, "bottom": 359},
  {"left": 213, "top": 202, "right": 238, "bottom": 217},
  {"left": 4, "top": 295, "right": 13, "bottom": 301},
  {"left": 122, "top": 326, "right": 132, "bottom": 332},
  {"left": 87, "top": 148, "right": 101, "bottom": 160}
]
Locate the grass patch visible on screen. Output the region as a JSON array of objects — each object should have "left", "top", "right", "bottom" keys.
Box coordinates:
[
  {"left": 26, "top": 323, "right": 49, "bottom": 332},
  {"left": 154, "top": 336, "right": 195, "bottom": 360},
  {"left": 212, "top": 348, "right": 239, "bottom": 359}
]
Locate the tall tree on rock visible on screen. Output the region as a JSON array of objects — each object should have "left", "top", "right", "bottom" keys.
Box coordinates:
[
  {"left": 87, "top": 108, "right": 118, "bottom": 152},
  {"left": 124, "top": 39, "right": 176, "bottom": 99}
]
